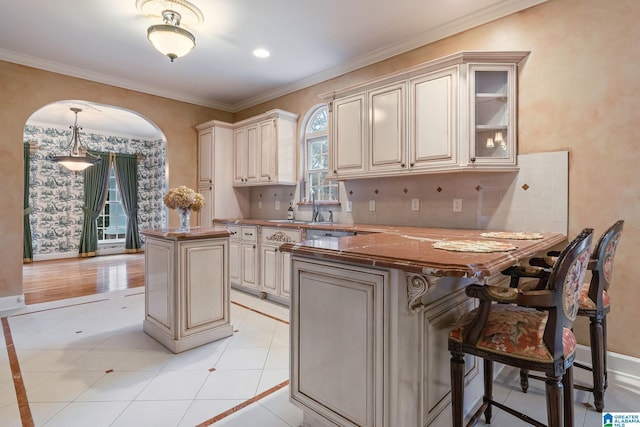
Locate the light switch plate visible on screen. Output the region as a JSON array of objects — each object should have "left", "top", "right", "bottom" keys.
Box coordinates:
[
  {"left": 346, "top": 200, "right": 353, "bottom": 212},
  {"left": 275, "top": 200, "right": 280, "bottom": 210},
  {"left": 258, "top": 201, "right": 262, "bottom": 210},
  {"left": 369, "top": 200, "right": 376, "bottom": 211},
  {"left": 411, "top": 198, "right": 420, "bottom": 211},
  {"left": 453, "top": 199, "right": 463, "bottom": 212}
]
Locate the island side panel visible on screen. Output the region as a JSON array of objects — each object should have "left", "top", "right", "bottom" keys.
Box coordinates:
[{"left": 291, "top": 258, "right": 387, "bottom": 427}]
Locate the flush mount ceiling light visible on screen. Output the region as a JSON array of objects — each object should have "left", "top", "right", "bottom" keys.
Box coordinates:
[
  {"left": 136, "top": 0, "right": 204, "bottom": 62},
  {"left": 51, "top": 108, "right": 100, "bottom": 173}
]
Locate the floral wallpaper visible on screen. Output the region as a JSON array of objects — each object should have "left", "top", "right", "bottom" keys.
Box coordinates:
[{"left": 24, "top": 124, "right": 167, "bottom": 257}]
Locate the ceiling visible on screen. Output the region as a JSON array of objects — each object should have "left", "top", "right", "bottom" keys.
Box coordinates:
[{"left": 4, "top": 0, "right": 546, "bottom": 137}]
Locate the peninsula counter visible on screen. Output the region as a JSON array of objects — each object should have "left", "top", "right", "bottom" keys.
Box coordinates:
[{"left": 279, "top": 228, "right": 565, "bottom": 427}]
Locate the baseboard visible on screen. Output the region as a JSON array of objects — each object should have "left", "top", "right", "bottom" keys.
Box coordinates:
[
  {"left": 576, "top": 344, "right": 640, "bottom": 380},
  {"left": 33, "top": 252, "right": 78, "bottom": 261},
  {"left": 0, "top": 294, "right": 26, "bottom": 315}
]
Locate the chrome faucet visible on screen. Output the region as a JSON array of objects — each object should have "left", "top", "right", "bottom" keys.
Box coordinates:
[{"left": 311, "top": 190, "right": 321, "bottom": 222}]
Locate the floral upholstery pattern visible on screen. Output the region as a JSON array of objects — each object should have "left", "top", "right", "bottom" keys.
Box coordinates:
[
  {"left": 562, "top": 249, "right": 591, "bottom": 321},
  {"left": 603, "top": 233, "right": 620, "bottom": 284},
  {"left": 579, "top": 288, "right": 610, "bottom": 311},
  {"left": 449, "top": 304, "right": 577, "bottom": 362}
]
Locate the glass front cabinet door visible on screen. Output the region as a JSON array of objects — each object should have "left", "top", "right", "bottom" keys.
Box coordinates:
[{"left": 468, "top": 64, "right": 517, "bottom": 166}]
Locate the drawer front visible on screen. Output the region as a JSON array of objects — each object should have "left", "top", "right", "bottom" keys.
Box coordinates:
[
  {"left": 240, "top": 226, "right": 258, "bottom": 242},
  {"left": 227, "top": 225, "right": 241, "bottom": 239},
  {"left": 262, "top": 227, "right": 302, "bottom": 244}
]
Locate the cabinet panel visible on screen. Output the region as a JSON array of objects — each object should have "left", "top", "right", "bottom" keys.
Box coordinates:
[
  {"left": 410, "top": 68, "right": 457, "bottom": 169},
  {"left": 145, "top": 239, "right": 173, "bottom": 330},
  {"left": 261, "top": 245, "right": 278, "bottom": 293},
  {"left": 198, "top": 128, "right": 213, "bottom": 186},
  {"left": 183, "top": 244, "right": 226, "bottom": 332},
  {"left": 233, "top": 128, "right": 247, "bottom": 183},
  {"left": 246, "top": 125, "right": 259, "bottom": 183},
  {"left": 197, "top": 184, "right": 214, "bottom": 228},
  {"left": 229, "top": 239, "right": 241, "bottom": 284},
  {"left": 258, "top": 120, "right": 275, "bottom": 182},
  {"left": 241, "top": 243, "right": 258, "bottom": 289},
  {"left": 332, "top": 94, "right": 366, "bottom": 176},
  {"left": 369, "top": 83, "right": 406, "bottom": 173}
]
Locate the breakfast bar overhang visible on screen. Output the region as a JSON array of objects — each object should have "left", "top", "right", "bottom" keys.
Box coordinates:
[{"left": 280, "top": 228, "right": 565, "bottom": 427}]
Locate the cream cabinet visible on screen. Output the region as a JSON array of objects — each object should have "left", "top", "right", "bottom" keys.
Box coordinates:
[
  {"left": 408, "top": 67, "right": 459, "bottom": 171},
  {"left": 196, "top": 120, "right": 247, "bottom": 226},
  {"left": 323, "top": 51, "right": 528, "bottom": 179},
  {"left": 228, "top": 225, "right": 259, "bottom": 291},
  {"left": 142, "top": 230, "right": 233, "bottom": 353},
  {"left": 467, "top": 64, "right": 517, "bottom": 166},
  {"left": 331, "top": 93, "right": 367, "bottom": 177},
  {"left": 260, "top": 227, "right": 302, "bottom": 303},
  {"left": 233, "top": 109, "right": 299, "bottom": 186}
]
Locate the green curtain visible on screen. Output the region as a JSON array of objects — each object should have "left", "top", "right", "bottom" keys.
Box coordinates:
[
  {"left": 114, "top": 153, "right": 142, "bottom": 252},
  {"left": 23, "top": 143, "right": 33, "bottom": 263},
  {"left": 78, "top": 152, "right": 111, "bottom": 257}
]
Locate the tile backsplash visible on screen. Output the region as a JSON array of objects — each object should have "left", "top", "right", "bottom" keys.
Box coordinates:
[{"left": 249, "top": 151, "right": 568, "bottom": 235}]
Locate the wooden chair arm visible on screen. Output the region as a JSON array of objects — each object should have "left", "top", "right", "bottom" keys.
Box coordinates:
[
  {"left": 501, "top": 265, "right": 550, "bottom": 289},
  {"left": 515, "top": 289, "right": 556, "bottom": 308},
  {"left": 465, "top": 283, "right": 518, "bottom": 303}
]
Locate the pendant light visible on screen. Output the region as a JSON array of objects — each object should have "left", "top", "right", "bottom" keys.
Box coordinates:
[{"left": 50, "top": 108, "right": 100, "bottom": 172}]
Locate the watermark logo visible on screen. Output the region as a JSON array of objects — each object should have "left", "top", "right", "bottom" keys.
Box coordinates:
[{"left": 604, "top": 413, "right": 640, "bottom": 427}]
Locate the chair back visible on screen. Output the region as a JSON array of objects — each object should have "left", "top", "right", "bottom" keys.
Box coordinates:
[
  {"left": 543, "top": 228, "right": 593, "bottom": 357},
  {"left": 588, "top": 220, "right": 624, "bottom": 306}
]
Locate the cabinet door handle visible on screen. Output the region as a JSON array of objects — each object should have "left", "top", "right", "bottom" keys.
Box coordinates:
[
  {"left": 401, "top": 163, "right": 405, "bottom": 168},
  {"left": 470, "top": 157, "right": 476, "bottom": 163},
  {"left": 333, "top": 169, "right": 337, "bottom": 174},
  {"left": 253, "top": 244, "right": 256, "bottom": 249},
  {"left": 410, "top": 162, "right": 414, "bottom": 167}
]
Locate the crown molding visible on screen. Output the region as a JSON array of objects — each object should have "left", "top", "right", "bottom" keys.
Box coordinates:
[
  {"left": 1, "top": 0, "right": 547, "bottom": 114},
  {"left": 0, "top": 49, "right": 235, "bottom": 112},
  {"left": 233, "top": 0, "right": 547, "bottom": 111}
]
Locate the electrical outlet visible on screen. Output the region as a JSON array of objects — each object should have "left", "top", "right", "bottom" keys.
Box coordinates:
[
  {"left": 369, "top": 200, "right": 376, "bottom": 211},
  {"left": 411, "top": 198, "right": 420, "bottom": 211},
  {"left": 346, "top": 200, "right": 353, "bottom": 212},
  {"left": 275, "top": 200, "right": 280, "bottom": 210},
  {"left": 453, "top": 198, "right": 463, "bottom": 213}
]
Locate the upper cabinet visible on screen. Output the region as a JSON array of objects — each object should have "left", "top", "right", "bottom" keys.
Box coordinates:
[
  {"left": 233, "top": 109, "right": 299, "bottom": 187},
  {"left": 321, "top": 51, "right": 528, "bottom": 180}
]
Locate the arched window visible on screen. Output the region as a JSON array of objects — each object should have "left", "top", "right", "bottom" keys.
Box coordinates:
[{"left": 303, "top": 105, "right": 338, "bottom": 202}]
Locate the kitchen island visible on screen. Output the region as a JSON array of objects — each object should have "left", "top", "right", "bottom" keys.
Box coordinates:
[
  {"left": 279, "top": 228, "right": 565, "bottom": 427},
  {"left": 141, "top": 226, "right": 233, "bottom": 353}
]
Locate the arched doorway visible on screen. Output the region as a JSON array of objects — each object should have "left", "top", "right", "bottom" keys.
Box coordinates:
[{"left": 24, "top": 100, "right": 168, "bottom": 261}]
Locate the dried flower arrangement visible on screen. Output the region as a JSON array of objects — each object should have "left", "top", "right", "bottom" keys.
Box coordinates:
[{"left": 163, "top": 186, "right": 205, "bottom": 212}]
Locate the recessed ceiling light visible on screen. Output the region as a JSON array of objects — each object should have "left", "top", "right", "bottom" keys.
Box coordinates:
[{"left": 253, "top": 48, "right": 270, "bottom": 58}]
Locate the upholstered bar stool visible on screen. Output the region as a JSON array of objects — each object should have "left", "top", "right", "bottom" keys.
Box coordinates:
[
  {"left": 505, "top": 220, "right": 624, "bottom": 412},
  {"left": 449, "top": 228, "right": 593, "bottom": 427}
]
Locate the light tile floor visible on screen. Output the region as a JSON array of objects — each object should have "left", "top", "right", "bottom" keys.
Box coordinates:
[{"left": 1, "top": 289, "right": 639, "bottom": 426}]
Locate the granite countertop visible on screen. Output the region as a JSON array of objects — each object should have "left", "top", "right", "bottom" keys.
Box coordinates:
[
  {"left": 141, "top": 226, "right": 232, "bottom": 241},
  {"left": 214, "top": 219, "right": 566, "bottom": 279}
]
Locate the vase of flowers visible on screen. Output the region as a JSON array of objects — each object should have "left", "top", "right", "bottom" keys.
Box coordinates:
[{"left": 163, "top": 186, "right": 205, "bottom": 232}]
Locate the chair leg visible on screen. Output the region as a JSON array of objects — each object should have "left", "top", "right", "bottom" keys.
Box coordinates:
[
  {"left": 450, "top": 351, "right": 465, "bottom": 427},
  {"left": 590, "top": 315, "right": 606, "bottom": 412},
  {"left": 484, "top": 359, "right": 494, "bottom": 423},
  {"left": 545, "top": 374, "right": 563, "bottom": 427},
  {"left": 520, "top": 369, "right": 530, "bottom": 393},
  {"left": 603, "top": 315, "right": 609, "bottom": 391},
  {"left": 563, "top": 366, "right": 574, "bottom": 427}
]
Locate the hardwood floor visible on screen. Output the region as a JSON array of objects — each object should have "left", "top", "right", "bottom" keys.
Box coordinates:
[{"left": 22, "top": 253, "right": 145, "bottom": 305}]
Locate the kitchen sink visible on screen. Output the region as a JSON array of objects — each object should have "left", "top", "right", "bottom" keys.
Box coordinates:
[{"left": 266, "top": 219, "right": 309, "bottom": 224}]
